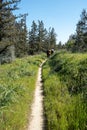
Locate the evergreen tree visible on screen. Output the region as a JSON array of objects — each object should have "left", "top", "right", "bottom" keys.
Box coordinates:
[
  {"left": 29, "top": 20, "right": 57, "bottom": 54},
  {"left": 41, "top": 28, "right": 49, "bottom": 52},
  {"left": 48, "top": 27, "right": 57, "bottom": 49},
  {"left": 76, "top": 9, "right": 87, "bottom": 52},
  {"left": 65, "top": 34, "right": 76, "bottom": 52},
  {"left": 29, "top": 20, "right": 38, "bottom": 54},
  {"left": 15, "top": 14, "right": 28, "bottom": 57},
  {"left": 66, "top": 9, "right": 87, "bottom": 52},
  {"left": 37, "top": 20, "right": 47, "bottom": 52},
  {"left": 57, "top": 41, "right": 63, "bottom": 50},
  {"left": 0, "top": 0, "right": 21, "bottom": 63},
  {"left": 0, "top": 0, "right": 20, "bottom": 45}
]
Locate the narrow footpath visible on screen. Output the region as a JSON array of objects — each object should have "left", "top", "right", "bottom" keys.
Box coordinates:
[{"left": 28, "top": 61, "right": 45, "bottom": 130}]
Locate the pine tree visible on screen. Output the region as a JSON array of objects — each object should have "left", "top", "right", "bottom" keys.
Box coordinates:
[
  {"left": 0, "top": 0, "right": 21, "bottom": 63},
  {"left": 29, "top": 21, "right": 38, "bottom": 54},
  {"left": 48, "top": 27, "right": 57, "bottom": 49},
  {"left": 37, "top": 20, "right": 47, "bottom": 52},
  {"left": 0, "top": 0, "right": 20, "bottom": 42},
  {"left": 66, "top": 9, "right": 87, "bottom": 52},
  {"left": 28, "top": 20, "right": 57, "bottom": 54},
  {"left": 15, "top": 14, "right": 28, "bottom": 57},
  {"left": 65, "top": 34, "right": 76, "bottom": 52},
  {"left": 76, "top": 9, "right": 87, "bottom": 52},
  {"left": 0, "top": 0, "right": 21, "bottom": 53}
]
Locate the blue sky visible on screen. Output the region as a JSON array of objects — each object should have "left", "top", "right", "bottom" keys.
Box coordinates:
[{"left": 16, "top": 0, "right": 87, "bottom": 44}]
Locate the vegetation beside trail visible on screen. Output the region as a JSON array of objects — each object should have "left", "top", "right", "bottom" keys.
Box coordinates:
[
  {"left": 0, "top": 54, "right": 45, "bottom": 130},
  {"left": 42, "top": 51, "right": 87, "bottom": 130}
]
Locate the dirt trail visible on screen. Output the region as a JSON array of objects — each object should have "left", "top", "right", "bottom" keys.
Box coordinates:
[{"left": 28, "top": 61, "right": 45, "bottom": 130}]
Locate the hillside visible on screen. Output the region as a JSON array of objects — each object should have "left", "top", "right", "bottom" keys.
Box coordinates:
[{"left": 42, "top": 51, "right": 87, "bottom": 130}]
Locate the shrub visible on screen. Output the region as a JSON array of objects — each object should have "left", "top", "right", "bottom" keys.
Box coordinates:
[{"left": 42, "top": 52, "right": 87, "bottom": 130}]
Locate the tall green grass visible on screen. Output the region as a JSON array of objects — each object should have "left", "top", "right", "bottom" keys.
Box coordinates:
[
  {"left": 42, "top": 52, "right": 87, "bottom": 130},
  {"left": 0, "top": 54, "right": 46, "bottom": 130}
]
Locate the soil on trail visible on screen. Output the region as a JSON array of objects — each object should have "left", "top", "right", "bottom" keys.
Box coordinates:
[{"left": 28, "top": 62, "right": 45, "bottom": 130}]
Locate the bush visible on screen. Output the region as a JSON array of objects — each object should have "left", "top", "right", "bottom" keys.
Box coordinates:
[{"left": 42, "top": 52, "right": 87, "bottom": 130}]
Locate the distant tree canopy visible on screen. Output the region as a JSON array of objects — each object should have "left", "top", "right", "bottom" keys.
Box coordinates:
[
  {"left": 66, "top": 9, "right": 87, "bottom": 52},
  {"left": 28, "top": 20, "right": 57, "bottom": 55},
  {"left": 0, "top": 0, "right": 57, "bottom": 63},
  {"left": 0, "top": 2, "right": 87, "bottom": 64},
  {"left": 56, "top": 41, "right": 65, "bottom": 50}
]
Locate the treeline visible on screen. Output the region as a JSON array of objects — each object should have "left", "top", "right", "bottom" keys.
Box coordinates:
[
  {"left": 28, "top": 20, "right": 56, "bottom": 55},
  {"left": 1, "top": 0, "right": 87, "bottom": 64},
  {"left": 65, "top": 9, "right": 87, "bottom": 52},
  {"left": 0, "top": 0, "right": 28, "bottom": 63},
  {"left": 0, "top": 0, "right": 57, "bottom": 64}
]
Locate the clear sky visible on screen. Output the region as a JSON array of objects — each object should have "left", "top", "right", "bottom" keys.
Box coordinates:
[{"left": 15, "top": 0, "right": 87, "bottom": 44}]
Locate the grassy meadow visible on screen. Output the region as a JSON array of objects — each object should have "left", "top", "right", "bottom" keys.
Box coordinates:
[
  {"left": 0, "top": 54, "right": 45, "bottom": 130},
  {"left": 42, "top": 51, "right": 87, "bottom": 130}
]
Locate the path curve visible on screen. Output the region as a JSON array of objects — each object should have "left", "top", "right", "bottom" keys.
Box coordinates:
[{"left": 28, "top": 61, "right": 45, "bottom": 130}]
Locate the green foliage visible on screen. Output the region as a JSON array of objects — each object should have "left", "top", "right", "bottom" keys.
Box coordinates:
[
  {"left": 0, "top": 54, "right": 45, "bottom": 130},
  {"left": 0, "top": 0, "right": 20, "bottom": 42},
  {"left": 29, "top": 20, "right": 57, "bottom": 54},
  {"left": 15, "top": 14, "right": 29, "bottom": 58},
  {"left": 42, "top": 52, "right": 87, "bottom": 130},
  {"left": 0, "top": 0, "right": 29, "bottom": 62},
  {"left": 66, "top": 9, "right": 87, "bottom": 52}
]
